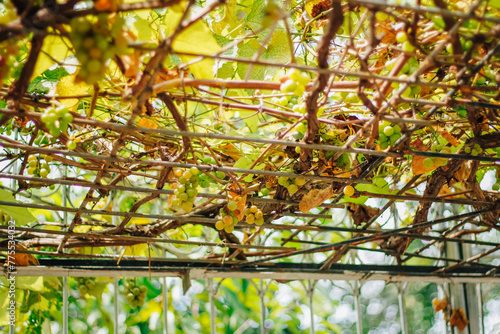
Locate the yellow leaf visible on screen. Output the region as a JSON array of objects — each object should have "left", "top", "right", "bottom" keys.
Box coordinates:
[
  {"left": 454, "top": 161, "right": 472, "bottom": 182},
  {"left": 32, "top": 32, "right": 71, "bottom": 80},
  {"left": 138, "top": 117, "right": 157, "bottom": 129},
  {"left": 129, "top": 217, "right": 151, "bottom": 225},
  {"left": 15, "top": 276, "right": 44, "bottom": 291},
  {"left": 123, "top": 244, "right": 148, "bottom": 256},
  {"left": 219, "top": 143, "right": 243, "bottom": 160},
  {"left": 56, "top": 74, "right": 90, "bottom": 110},
  {"left": 299, "top": 187, "right": 333, "bottom": 213},
  {"left": 162, "top": 8, "right": 220, "bottom": 79}
]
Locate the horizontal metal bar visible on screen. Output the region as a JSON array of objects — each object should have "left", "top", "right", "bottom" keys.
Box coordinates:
[{"left": 5, "top": 259, "right": 499, "bottom": 283}]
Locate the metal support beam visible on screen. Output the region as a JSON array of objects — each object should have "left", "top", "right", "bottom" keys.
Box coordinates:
[
  {"left": 354, "top": 282, "right": 363, "bottom": 334},
  {"left": 307, "top": 280, "right": 317, "bottom": 334},
  {"left": 260, "top": 279, "right": 266, "bottom": 334},
  {"left": 9, "top": 260, "right": 499, "bottom": 284},
  {"left": 114, "top": 277, "right": 119, "bottom": 334},
  {"left": 207, "top": 278, "right": 216, "bottom": 334},
  {"left": 163, "top": 277, "right": 169, "bottom": 334},
  {"left": 398, "top": 283, "right": 408, "bottom": 334},
  {"left": 63, "top": 276, "right": 68, "bottom": 334}
]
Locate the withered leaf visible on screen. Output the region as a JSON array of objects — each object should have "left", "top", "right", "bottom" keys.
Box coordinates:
[{"left": 299, "top": 187, "right": 333, "bottom": 213}]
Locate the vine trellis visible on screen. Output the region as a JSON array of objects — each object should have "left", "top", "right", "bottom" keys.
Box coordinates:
[{"left": 0, "top": 0, "right": 499, "bottom": 281}]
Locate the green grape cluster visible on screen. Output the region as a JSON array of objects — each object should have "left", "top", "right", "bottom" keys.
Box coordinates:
[
  {"left": 277, "top": 176, "right": 306, "bottom": 194},
  {"left": 197, "top": 157, "right": 225, "bottom": 188},
  {"left": 75, "top": 277, "right": 95, "bottom": 295},
  {"left": 378, "top": 121, "right": 402, "bottom": 149},
  {"left": 0, "top": 210, "right": 12, "bottom": 224},
  {"left": 244, "top": 205, "right": 265, "bottom": 226},
  {"left": 40, "top": 105, "right": 73, "bottom": 138},
  {"left": 172, "top": 167, "right": 200, "bottom": 212},
  {"left": 292, "top": 102, "right": 324, "bottom": 116},
  {"left": 124, "top": 278, "right": 147, "bottom": 308},
  {"left": 70, "top": 15, "right": 127, "bottom": 84},
  {"left": 464, "top": 144, "right": 483, "bottom": 156},
  {"left": 271, "top": 94, "right": 291, "bottom": 107},
  {"left": 280, "top": 69, "right": 311, "bottom": 96},
  {"left": 395, "top": 31, "right": 415, "bottom": 52},
  {"left": 391, "top": 74, "right": 421, "bottom": 98},
  {"left": 215, "top": 199, "right": 241, "bottom": 233},
  {"left": 26, "top": 154, "right": 53, "bottom": 178},
  {"left": 423, "top": 144, "right": 451, "bottom": 169},
  {"left": 399, "top": 57, "right": 419, "bottom": 75}
]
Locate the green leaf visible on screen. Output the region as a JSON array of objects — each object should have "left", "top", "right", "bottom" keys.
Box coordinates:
[
  {"left": 233, "top": 156, "right": 265, "bottom": 181},
  {"left": 212, "top": 33, "right": 232, "bottom": 47},
  {"left": 245, "top": 0, "right": 266, "bottom": 31},
  {"left": 0, "top": 189, "right": 36, "bottom": 226},
  {"left": 0, "top": 287, "right": 10, "bottom": 326},
  {"left": 238, "top": 109, "right": 259, "bottom": 133},
  {"left": 0, "top": 276, "right": 44, "bottom": 291},
  {"left": 236, "top": 40, "right": 265, "bottom": 81},
  {"left": 28, "top": 67, "right": 69, "bottom": 94},
  {"left": 217, "top": 62, "right": 236, "bottom": 79}
]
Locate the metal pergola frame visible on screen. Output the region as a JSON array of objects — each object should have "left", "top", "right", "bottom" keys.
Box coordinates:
[{"left": 5, "top": 260, "right": 497, "bottom": 334}]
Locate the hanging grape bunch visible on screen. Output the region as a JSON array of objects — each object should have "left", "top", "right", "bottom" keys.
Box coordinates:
[
  {"left": 244, "top": 205, "right": 265, "bottom": 226},
  {"left": 277, "top": 175, "right": 306, "bottom": 195},
  {"left": 75, "top": 277, "right": 96, "bottom": 295},
  {"left": 271, "top": 69, "right": 312, "bottom": 112},
  {"left": 40, "top": 105, "right": 74, "bottom": 139},
  {"left": 464, "top": 143, "right": 483, "bottom": 156},
  {"left": 378, "top": 121, "right": 402, "bottom": 149},
  {"left": 422, "top": 143, "right": 451, "bottom": 169},
  {"left": 26, "top": 154, "right": 53, "bottom": 178},
  {"left": 124, "top": 278, "right": 147, "bottom": 308},
  {"left": 70, "top": 14, "right": 128, "bottom": 84},
  {"left": 215, "top": 198, "right": 241, "bottom": 233},
  {"left": 172, "top": 167, "right": 200, "bottom": 213}
]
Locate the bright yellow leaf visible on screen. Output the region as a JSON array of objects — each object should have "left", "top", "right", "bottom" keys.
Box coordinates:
[
  {"left": 56, "top": 74, "right": 90, "bottom": 110},
  {"left": 162, "top": 7, "right": 220, "bottom": 79},
  {"left": 32, "top": 32, "right": 71, "bottom": 80}
]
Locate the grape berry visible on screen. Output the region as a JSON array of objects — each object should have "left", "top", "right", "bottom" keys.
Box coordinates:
[{"left": 124, "top": 278, "right": 147, "bottom": 308}]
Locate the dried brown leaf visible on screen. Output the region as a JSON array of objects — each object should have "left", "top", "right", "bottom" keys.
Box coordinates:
[
  {"left": 299, "top": 187, "right": 333, "bottom": 213},
  {"left": 438, "top": 129, "right": 460, "bottom": 147},
  {"left": 449, "top": 307, "right": 469, "bottom": 331}
]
